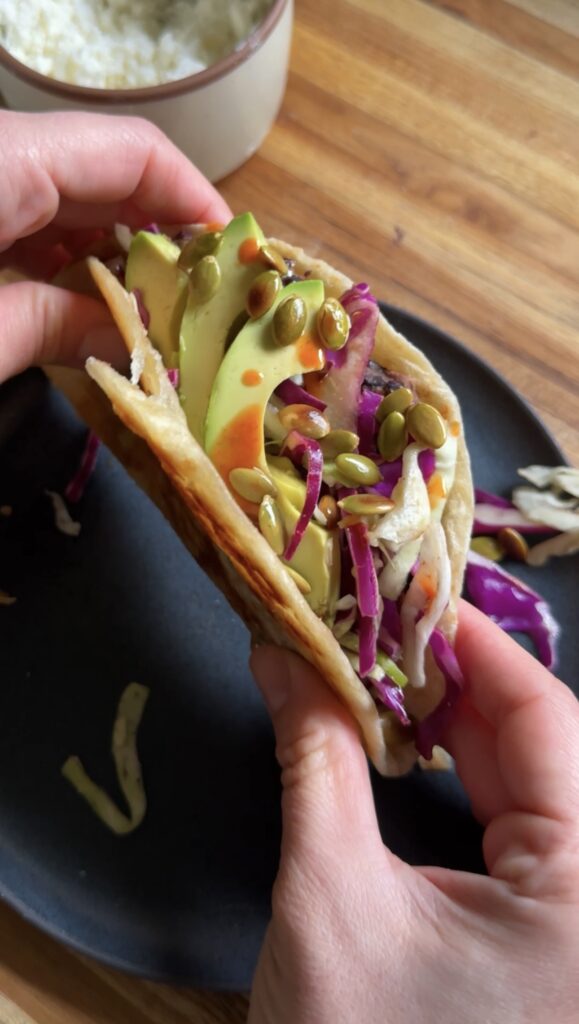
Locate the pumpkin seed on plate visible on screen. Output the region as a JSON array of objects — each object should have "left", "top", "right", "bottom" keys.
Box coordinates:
[
  {"left": 377, "top": 411, "right": 407, "bottom": 462},
  {"left": 178, "top": 231, "right": 223, "bottom": 271},
  {"left": 259, "top": 244, "right": 287, "bottom": 275},
  {"left": 470, "top": 536, "right": 504, "bottom": 561},
  {"left": 497, "top": 527, "right": 529, "bottom": 562},
  {"left": 259, "top": 495, "right": 285, "bottom": 555},
  {"left": 335, "top": 453, "right": 382, "bottom": 486},
  {"left": 406, "top": 403, "right": 447, "bottom": 449},
  {"left": 229, "top": 467, "right": 277, "bottom": 504}
]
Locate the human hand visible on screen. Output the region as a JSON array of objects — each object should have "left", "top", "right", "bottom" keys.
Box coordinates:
[
  {"left": 0, "top": 110, "right": 231, "bottom": 385},
  {"left": 249, "top": 601, "right": 579, "bottom": 1023}
]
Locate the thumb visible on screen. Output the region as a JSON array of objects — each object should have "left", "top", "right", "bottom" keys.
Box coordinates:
[
  {"left": 250, "top": 646, "right": 383, "bottom": 869},
  {"left": 0, "top": 280, "right": 126, "bottom": 383}
]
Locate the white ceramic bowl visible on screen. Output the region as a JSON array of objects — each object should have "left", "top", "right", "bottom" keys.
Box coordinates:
[{"left": 0, "top": 0, "right": 293, "bottom": 182}]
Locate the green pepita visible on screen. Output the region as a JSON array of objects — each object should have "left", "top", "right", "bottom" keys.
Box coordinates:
[
  {"left": 317, "top": 298, "right": 350, "bottom": 351},
  {"left": 178, "top": 231, "right": 223, "bottom": 271},
  {"left": 338, "top": 494, "right": 395, "bottom": 516},
  {"left": 278, "top": 403, "right": 330, "bottom": 439},
  {"left": 470, "top": 536, "right": 504, "bottom": 561},
  {"left": 319, "top": 429, "right": 359, "bottom": 458},
  {"left": 246, "top": 270, "right": 282, "bottom": 320},
  {"left": 189, "top": 255, "right": 222, "bottom": 305},
  {"left": 285, "top": 565, "right": 312, "bottom": 595},
  {"left": 378, "top": 411, "right": 408, "bottom": 462},
  {"left": 259, "top": 244, "right": 287, "bottom": 276},
  {"left": 497, "top": 527, "right": 529, "bottom": 562},
  {"left": 229, "top": 466, "right": 277, "bottom": 504},
  {"left": 258, "top": 495, "right": 285, "bottom": 555},
  {"left": 273, "top": 295, "right": 307, "bottom": 347},
  {"left": 377, "top": 387, "right": 413, "bottom": 423},
  {"left": 406, "top": 402, "right": 447, "bottom": 450},
  {"left": 334, "top": 453, "right": 382, "bottom": 486}
]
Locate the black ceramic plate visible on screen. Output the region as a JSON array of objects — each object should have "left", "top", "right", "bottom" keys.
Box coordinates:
[{"left": 0, "top": 306, "right": 576, "bottom": 990}]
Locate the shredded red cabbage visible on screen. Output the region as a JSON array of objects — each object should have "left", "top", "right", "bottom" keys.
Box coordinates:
[
  {"left": 379, "top": 598, "right": 402, "bottom": 658},
  {"left": 474, "top": 487, "right": 512, "bottom": 508},
  {"left": 132, "top": 288, "right": 150, "bottom": 330},
  {"left": 372, "top": 676, "right": 410, "bottom": 725},
  {"left": 142, "top": 223, "right": 161, "bottom": 234},
  {"left": 414, "top": 629, "right": 464, "bottom": 759},
  {"left": 418, "top": 449, "right": 436, "bottom": 483},
  {"left": 282, "top": 431, "right": 323, "bottom": 561},
  {"left": 276, "top": 379, "right": 326, "bottom": 411},
  {"left": 64, "top": 431, "right": 101, "bottom": 504},
  {"left": 466, "top": 550, "right": 559, "bottom": 669},
  {"left": 346, "top": 521, "right": 380, "bottom": 619},
  {"left": 473, "top": 503, "right": 553, "bottom": 536},
  {"left": 357, "top": 388, "right": 382, "bottom": 456},
  {"left": 167, "top": 368, "right": 180, "bottom": 389},
  {"left": 359, "top": 614, "right": 378, "bottom": 676}
]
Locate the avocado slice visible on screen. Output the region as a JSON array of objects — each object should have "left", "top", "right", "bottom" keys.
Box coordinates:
[
  {"left": 179, "top": 212, "right": 266, "bottom": 443},
  {"left": 125, "top": 231, "right": 187, "bottom": 368},
  {"left": 204, "top": 278, "right": 339, "bottom": 616}
]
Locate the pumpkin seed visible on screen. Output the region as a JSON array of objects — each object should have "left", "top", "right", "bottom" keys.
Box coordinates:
[
  {"left": 189, "top": 255, "right": 222, "bottom": 305},
  {"left": 259, "top": 244, "right": 287, "bottom": 276},
  {"left": 178, "top": 231, "right": 223, "bottom": 271},
  {"left": 273, "top": 295, "right": 307, "bottom": 347},
  {"left": 335, "top": 453, "right": 382, "bottom": 486},
  {"left": 470, "top": 536, "right": 504, "bottom": 561},
  {"left": 378, "top": 411, "right": 408, "bottom": 462},
  {"left": 377, "top": 387, "right": 413, "bottom": 423},
  {"left": 318, "top": 494, "right": 340, "bottom": 528},
  {"left": 278, "top": 403, "right": 331, "bottom": 439},
  {"left": 406, "top": 403, "right": 447, "bottom": 449},
  {"left": 285, "top": 565, "right": 312, "bottom": 595},
  {"left": 319, "top": 429, "right": 359, "bottom": 458},
  {"left": 258, "top": 495, "right": 285, "bottom": 555},
  {"left": 338, "top": 494, "right": 395, "bottom": 516},
  {"left": 497, "top": 527, "right": 529, "bottom": 562},
  {"left": 229, "top": 467, "right": 277, "bottom": 504},
  {"left": 317, "top": 298, "right": 350, "bottom": 351},
  {"left": 246, "top": 270, "right": 282, "bottom": 319}
]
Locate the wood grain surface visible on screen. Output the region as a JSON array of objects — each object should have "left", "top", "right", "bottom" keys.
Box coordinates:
[{"left": 1, "top": 0, "right": 578, "bottom": 1021}]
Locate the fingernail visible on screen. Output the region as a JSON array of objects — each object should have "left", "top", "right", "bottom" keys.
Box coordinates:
[
  {"left": 78, "top": 325, "right": 126, "bottom": 367},
  {"left": 251, "top": 646, "right": 291, "bottom": 715}
]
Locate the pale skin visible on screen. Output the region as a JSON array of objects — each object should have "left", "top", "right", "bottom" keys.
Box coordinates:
[{"left": 3, "top": 111, "right": 578, "bottom": 1024}]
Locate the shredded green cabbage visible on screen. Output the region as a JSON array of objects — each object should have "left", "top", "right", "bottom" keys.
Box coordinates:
[{"left": 62, "top": 682, "right": 149, "bottom": 836}]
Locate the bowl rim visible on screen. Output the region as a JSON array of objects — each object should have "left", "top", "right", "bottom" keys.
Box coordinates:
[{"left": 0, "top": 0, "right": 289, "bottom": 104}]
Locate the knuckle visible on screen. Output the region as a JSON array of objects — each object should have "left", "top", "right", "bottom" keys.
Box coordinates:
[{"left": 277, "top": 724, "right": 333, "bottom": 790}]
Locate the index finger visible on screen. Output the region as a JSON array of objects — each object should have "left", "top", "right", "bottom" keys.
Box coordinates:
[{"left": 0, "top": 110, "right": 232, "bottom": 246}]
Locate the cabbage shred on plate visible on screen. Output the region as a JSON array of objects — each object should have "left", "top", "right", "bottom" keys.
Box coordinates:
[{"left": 0, "top": 0, "right": 275, "bottom": 89}]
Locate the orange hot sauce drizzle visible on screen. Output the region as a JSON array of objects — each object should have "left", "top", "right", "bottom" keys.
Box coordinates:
[
  {"left": 238, "top": 237, "right": 261, "bottom": 264},
  {"left": 297, "top": 334, "right": 325, "bottom": 371},
  {"left": 204, "top": 221, "right": 225, "bottom": 233},
  {"left": 450, "top": 421, "right": 460, "bottom": 437},
  {"left": 242, "top": 369, "right": 264, "bottom": 387},
  {"left": 427, "top": 472, "right": 447, "bottom": 509},
  {"left": 208, "top": 404, "right": 263, "bottom": 516}
]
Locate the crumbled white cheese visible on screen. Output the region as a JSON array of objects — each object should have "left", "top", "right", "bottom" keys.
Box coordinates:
[{"left": 0, "top": 0, "right": 274, "bottom": 89}]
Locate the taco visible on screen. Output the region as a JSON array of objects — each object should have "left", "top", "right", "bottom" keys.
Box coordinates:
[{"left": 51, "top": 213, "right": 473, "bottom": 776}]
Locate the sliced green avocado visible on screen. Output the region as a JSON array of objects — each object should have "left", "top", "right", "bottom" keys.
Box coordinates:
[
  {"left": 204, "top": 278, "right": 339, "bottom": 617},
  {"left": 125, "top": 231, "right": 187, "bottom": 368},
  {"left": 179, "top": 212, "right": 266, "bottom": 443}
]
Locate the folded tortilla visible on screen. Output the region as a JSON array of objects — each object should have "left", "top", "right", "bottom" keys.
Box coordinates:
[{"left": 50, "top": 236, "right": 473, "bottom": 776}]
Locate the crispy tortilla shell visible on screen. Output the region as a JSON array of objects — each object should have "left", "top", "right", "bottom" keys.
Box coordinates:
[{"left": 49, "top": 242, "right": 473, "bottom": 776}]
